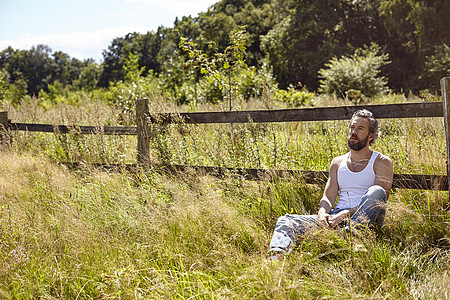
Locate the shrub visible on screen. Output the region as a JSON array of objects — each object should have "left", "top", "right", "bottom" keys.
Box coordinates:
[
  {"left": 318, "top": 44, "right": 390, "bottom": 100},
  {"left": 103, "top": 54, "right": 159, "bottom": 125},
  {"left": 273, "top": 85, "right": 315, "bottom": 107}
]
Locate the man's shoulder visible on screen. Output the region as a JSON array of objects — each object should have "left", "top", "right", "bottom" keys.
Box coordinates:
[
  {"left": 375, "top": 152, "right": 392, "bottom": 164},
  {"left": 330, "top": 153, "right": 348, "bottom": 168},
  {"left": 374, "top": 152, "right": 393, "bottom": 169}
]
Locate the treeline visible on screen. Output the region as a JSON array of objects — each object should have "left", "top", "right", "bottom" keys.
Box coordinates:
[{"left": 1, "top": 0, "right": 449, "bottom": 104}]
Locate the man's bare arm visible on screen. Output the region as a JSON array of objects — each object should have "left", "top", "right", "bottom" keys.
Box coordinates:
[
  {"left": 317, "top": 157, "right": 341, "bottom": 227},
  {"left": 374, "top": 154, "right": 394, "bottom": 199}
]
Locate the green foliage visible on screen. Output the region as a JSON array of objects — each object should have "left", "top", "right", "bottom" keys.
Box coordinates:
[
  {"left": 380, "top": 0, "right": 450, "bottom": 55},
  {"left": 379, "top": 0, "right": 450, "bottom": 90},
  {"left": 0, "top": 68, "right": 28, "bottom": 106},
  {"left": 260, "top": 16, "right": 293, "bottom": 89},
  {"left": 236, "top": 66, "right": 273, "bottom": 101},
  {"left": 107, "top": 55, "right": 157, "bottom": 125},
  {"left": 179, "top": 26, "right": 250, "bottom": 105},
  {"left": 123, "top": 53, "right": 145, "bottom": 82},
  {"left": 421, "top": 44, "right": 450, "bottom": 90},
  {"left": 318, "top": 44, "right": 390, "bottom": 99},
  {"left": 2, "top": 0, "right": 449, "bottom": 103},
  {"left": 261, "top": 0, "right": 385, "bottom": 90},
  {"left": 273, "top": 85, "right": 315, "bottom": 107},
  {"left": 98, "top": 27, "right": 175, "bottom": 87},
  {"left": 38, "top": 81, "right": 66, "bottom": 108},
  {"left": 178, "top": 26, "right": 278, "bottom": 105},
  {"left": 0, "top": 45, "right": 99, "bottom": 98},
  {"left": 157, "top": 55, "right": 193, "bottom": 105},
  {"left": 0, "top": 69, "right": 7, "bottom": 102},
  {"left": 72, "top": 61, "right": 102, "bottom": 91},
  {"left": 198, "top": 12, "right": 237, "bottom": 55}
]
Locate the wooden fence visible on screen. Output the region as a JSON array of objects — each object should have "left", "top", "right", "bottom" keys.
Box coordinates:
[{"left": 1, "top": 77, "right": 450, "bottom": 203}]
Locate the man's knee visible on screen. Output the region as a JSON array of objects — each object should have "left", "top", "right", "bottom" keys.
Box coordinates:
[
  {"left": 368, "top": 185, "right": 387, "bottom": 202},
  {"left": 276, "top": 214, "right": 291, "bottom": 224},
  {"left": 274, "top": 214, "right": 295, "bottom": 230}
]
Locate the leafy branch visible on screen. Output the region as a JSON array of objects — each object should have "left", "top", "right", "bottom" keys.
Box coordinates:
[{"left": 179, "top": 26, "right": 248, "bottom": 110}]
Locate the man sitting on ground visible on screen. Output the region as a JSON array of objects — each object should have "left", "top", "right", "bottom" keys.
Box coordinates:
[{"left": 269, "top": 109, "right": 394, "bottom": 257}]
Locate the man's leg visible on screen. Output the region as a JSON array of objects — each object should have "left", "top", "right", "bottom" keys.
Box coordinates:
[
  {"left": 269, "top": 214, "right": 319, "bottom": 254},
  {"left": 350, "top": 185, "right": 387, "bottom": 228}
]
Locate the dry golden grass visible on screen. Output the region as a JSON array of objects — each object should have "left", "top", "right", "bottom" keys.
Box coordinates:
[{"left": 0, "top": 93, "right": 449, "bottom": 298}]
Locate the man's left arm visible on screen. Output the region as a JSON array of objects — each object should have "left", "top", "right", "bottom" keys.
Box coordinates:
[{"left": 374, "top": 154, "right": 394, "bottom": 199}]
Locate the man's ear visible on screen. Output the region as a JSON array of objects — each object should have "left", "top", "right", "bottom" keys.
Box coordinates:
[{"left": 368, "top": 132, "right": 374, "bottom": 144}]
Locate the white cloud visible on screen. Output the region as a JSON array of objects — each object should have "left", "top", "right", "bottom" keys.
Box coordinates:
[
  {"left": 0, "top": 0, "right": 218, "bottom": 62},
  {"left": 0, "top": 27, "right": 149, "bottom": 62}
]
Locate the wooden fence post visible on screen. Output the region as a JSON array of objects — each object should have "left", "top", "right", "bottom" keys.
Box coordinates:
[
  {"left": 441, "top": 77, "right": 450, "bottom": 206},
  {"left": 136, "top": 99, "right": 150, "bottom": 167},
  {"left": 0, "top": 111, "right": 10, "bottom": 150}
]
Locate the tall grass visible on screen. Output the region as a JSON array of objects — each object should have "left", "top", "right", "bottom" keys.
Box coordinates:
[{"left": 0, "top": 93, "right": 449, "bottom": 298}]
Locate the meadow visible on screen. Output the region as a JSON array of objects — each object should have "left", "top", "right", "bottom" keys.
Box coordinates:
[{"left": 0, "top": 92, "right": 449, "bottom": 299}]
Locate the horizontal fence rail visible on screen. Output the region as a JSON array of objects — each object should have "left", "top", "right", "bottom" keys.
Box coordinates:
[
  {"left": 166, "top": 166, "right": 448, "bottom": 190},
  {"left": 64, "top": 163, "right": 448, "bottom": 191},
  {"left": 2, "top": 101, "right": 448, "bottom": 192},
  {"left": 10, "top": 123, "right": 137, "bottom": 135},
  {"left": 6, "top": 102, "right": 444, "bottom": 135},
  {"left": 150, "top": 102, "right": 443, "bottom": 124},
  {"left": 1, "top": 76, "right": 449, "bottom": 202}
]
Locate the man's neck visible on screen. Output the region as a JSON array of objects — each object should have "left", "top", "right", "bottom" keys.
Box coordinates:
[{"left": 349, "top": 146, "right": 372, "bottom": 162}]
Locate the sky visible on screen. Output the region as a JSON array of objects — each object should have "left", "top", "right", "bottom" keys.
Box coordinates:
[{"left": 0, "top": 0, "right": 218, "bottom": 62}]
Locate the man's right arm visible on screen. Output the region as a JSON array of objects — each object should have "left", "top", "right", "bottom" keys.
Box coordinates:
[{"left": 317, "top": 157, "right": 341, "bottom": 228}]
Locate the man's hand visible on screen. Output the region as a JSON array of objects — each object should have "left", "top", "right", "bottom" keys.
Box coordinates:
[
  {"left": 318, "top": 209, "right": 332, "bottom": 228},
  {"left": 327, "top": 210, "right": 349, "bottom": 228}
]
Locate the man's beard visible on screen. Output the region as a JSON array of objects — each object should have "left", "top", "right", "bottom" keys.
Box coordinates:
[{"left": 347, "top": 134, "right": 369, "bottom": 151}]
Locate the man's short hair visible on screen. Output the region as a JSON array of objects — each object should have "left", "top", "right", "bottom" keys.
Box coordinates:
[{"left": 350, "top": 109, "right": 379, "bottom": 145}]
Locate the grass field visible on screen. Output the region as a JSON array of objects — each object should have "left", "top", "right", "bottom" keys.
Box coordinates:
[{"left": 1, "top": 93, "right": 449, "bottom": 299}]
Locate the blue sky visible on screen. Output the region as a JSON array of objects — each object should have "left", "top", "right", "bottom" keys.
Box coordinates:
[{"left": 0, "top": 0, "right": 218, "bottom": 62}]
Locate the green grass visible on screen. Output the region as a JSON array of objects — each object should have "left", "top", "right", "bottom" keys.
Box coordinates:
[{"left": 0, "top": 93, "right": 449, "bottom": 299}]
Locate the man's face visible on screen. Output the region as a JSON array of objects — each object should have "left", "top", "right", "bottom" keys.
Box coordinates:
[{"left": 347, "top": 116, "right": 372, "bottom": 151}]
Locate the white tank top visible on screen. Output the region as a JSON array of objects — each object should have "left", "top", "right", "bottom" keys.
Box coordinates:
[{"left": 335, "top": 151, "right": 379, "bottom": 210}]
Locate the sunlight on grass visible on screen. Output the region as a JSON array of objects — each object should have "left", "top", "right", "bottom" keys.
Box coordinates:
[{"left": 0, "top": 93, "right": 449, "bottom": 298}]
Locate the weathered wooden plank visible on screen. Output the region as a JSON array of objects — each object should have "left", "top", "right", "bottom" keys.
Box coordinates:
[
  {"left": 163, "top": 165, "right": 329, "bottom": 183},
  {"left": 136, "top": 99, "right": 150, "bottom": 166},
  {"left": 165, "top": 165, "right": 448, "bottom": 190},
  {"left": 441, "top": 77, "right": 450, "bottom": 203},
  {"left": 0, "top": 111, "right": 10, "bottom": 149},
  {"left": 150, "top": 102, "right": 443, "bottom": 124},
  {"left": 10, "top": 123, "right": 137, "bottom": 135},
  {"left": 8, "top": 102, "right": 443, "bottom": 133},
  {"left": 63, "top": 162, "right": 448, "bottom": 191},
  {"left": 0, "top": 111, "right": 8, "bottom": 131},
  {"left": 393, "top": 173, "right": 448, "bottom": 190}
]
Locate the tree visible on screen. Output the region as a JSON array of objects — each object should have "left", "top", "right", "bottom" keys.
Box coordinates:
[
  {"left": 234, "top": 2, "right": 275, "bottom": 65},
  {"left": 262, "top": 0, "right": 383, "bottom": 89},
  {"left": 421, "top": 44, "right": 450, "bottom": 91},
  {"left": 180, "top": 27, "right": 255, "bottom": 105},
  {"left": 73, "top": 60, "right": 102, "bottom": 91},
  {"left": 98, "top": 28, "right": 168, "bottom": 87},
  {"left": 379, "top": 0, "right": 450, "bottom": 90},
  {"left": 174, "top": 16, "right": 201, "bottom": 41},
  {"left": 52, "top": 51, "right": 86, "bottom": 87},
  {"left": 0, "top": 45, "right": 99, "bottom": 97},
  {"left": 0, "top": 45, "right": 54, "bottom": 96},
  {"left": 98, "top": 34, "right": 134, "bottom": 87},
  {"left": 198, "top": 12, "right": 237, "bottom": 55}
]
